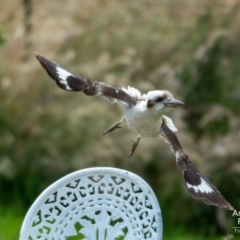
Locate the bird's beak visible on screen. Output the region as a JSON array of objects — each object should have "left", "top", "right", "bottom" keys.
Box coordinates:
[{"left": 163, "top": 99, "right": 184, "bottom": 108}]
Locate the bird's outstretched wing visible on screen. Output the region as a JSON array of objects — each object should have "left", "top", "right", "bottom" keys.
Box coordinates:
[
  {"left": 34, "top": 53, "right": 138, "bottom": 107},
  {"left": 160, "top": 117, "right": 233, "bottom": 210}
]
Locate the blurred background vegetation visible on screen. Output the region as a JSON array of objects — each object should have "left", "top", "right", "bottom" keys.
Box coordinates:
[{"left": 0, "top": 0, "right": 240, "bottom": 239}]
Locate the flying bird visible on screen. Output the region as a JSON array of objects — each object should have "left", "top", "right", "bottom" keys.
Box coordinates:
[
  {"left": 35, "top": 53, "right": 233, "bottom": 209},
  {"left": 160, "top": 118, "right": 233, "bottom": 210},
  {"left": 35, "top": 53, "right": 184, "bottom": 156}
]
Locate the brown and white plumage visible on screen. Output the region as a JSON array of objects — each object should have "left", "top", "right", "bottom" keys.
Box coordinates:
[
  {"left": 160, "top": 118, "right": 233, "bottom": 210},
  {"left": 35, "top": 53, "right": 184, "bottom": 156},
  {"left": 35, "top": 53, "right": 233, "bottom": 210}
]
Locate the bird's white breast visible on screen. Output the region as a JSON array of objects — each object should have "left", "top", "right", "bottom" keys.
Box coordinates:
[{"left": 124, "top": 101, "right": 164, "bottom": 137}]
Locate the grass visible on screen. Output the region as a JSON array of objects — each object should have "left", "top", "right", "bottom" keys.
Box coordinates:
[
  {"left": 0, "top": 205, "right": 24, "bottom": 240},
  {"left": 0, "top": 205, "right": 235, "bottom": 240},
  {"left": 164, "top": 227, "right": 235, "bottom": 240}
]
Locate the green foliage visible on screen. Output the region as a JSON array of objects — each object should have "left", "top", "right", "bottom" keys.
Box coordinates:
[
  {"left": 0, "top": 28, "right": 6, "bottom": 46},
  {"left": 181, "top": 34, "right": 240, "bottom": 138}
]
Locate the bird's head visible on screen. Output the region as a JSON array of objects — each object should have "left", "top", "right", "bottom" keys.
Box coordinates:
[{"left": 146, "top": 90, "right": 184, "bottom": 112}]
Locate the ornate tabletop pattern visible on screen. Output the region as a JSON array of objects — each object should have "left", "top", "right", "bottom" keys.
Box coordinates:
[{"left": 20, "top": 167, "right": 162, "bottom": 240}]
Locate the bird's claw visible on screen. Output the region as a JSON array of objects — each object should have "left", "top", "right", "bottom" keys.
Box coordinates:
[
  {"left": 128, "top": 138, "right": 140, "bottom": 157},
  {"left": 103, "top": 124, "right": 122, "bottom": 135}
]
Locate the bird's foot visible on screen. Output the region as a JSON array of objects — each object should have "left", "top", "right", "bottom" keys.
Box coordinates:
[
  {"left": 128, "top": 137, "right": 141, "bottom": 157},
  {"left": 103, "top": 122, "right": 122, "bottom": 135}
]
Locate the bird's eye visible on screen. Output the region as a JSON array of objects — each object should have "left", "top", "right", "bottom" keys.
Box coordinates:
[{"left": 156, "top": 97, "right": 163, "bottom": 102}]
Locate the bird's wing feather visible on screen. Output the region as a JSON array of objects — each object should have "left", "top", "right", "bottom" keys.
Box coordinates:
[
  {"left": 160, "top": 117, "right": 233, "bottom": 210},
  {"left": 35, "top": 53, "right": 137, "bottom": 107},
  {"left": 162, "top": 115, "right": 178, "bottom": 132}
]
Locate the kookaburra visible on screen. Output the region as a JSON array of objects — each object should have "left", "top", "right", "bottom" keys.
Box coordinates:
[{"left": 35, "top": 53, "right": 233, "bottom": 210}]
